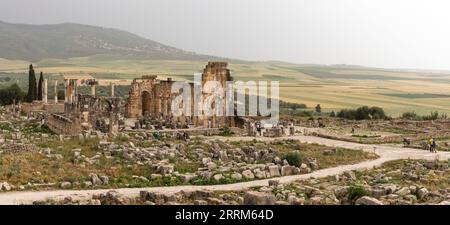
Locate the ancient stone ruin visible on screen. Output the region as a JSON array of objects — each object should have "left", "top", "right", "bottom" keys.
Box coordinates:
[
  {"left": 23, "top": 62, "right": 245, "bottom": 135},
  {"left": 125, "top": 62, "right": 235, "bottom": 129}
]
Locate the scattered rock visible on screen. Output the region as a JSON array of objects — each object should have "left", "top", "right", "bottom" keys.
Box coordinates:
[
  {"left": 355, "top": 196, "right": 384, "bottom": 205},
  {"left": 60, "top": 182, "right": 72, "bottom": 189},
  {"left": 231, "top": 172, "right": 242, "bottom": 180},
  {"left": 243, "top": 191, "right": 276, "bottom": 205},
  {"left": 242, "top": 170, "right": 255, "bottom": 179},
  {"left": 417, "top": 188, "right": 429, "bottom": 199}
]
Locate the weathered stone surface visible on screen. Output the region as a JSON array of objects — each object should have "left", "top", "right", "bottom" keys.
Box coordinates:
[
  {"left": 219, "top": 151, "right": 228, "bottom": 161},
  {"left": 267, "top": 165, "right": 280, "bottom": 177},
  {"left": 417, "top": 188, "right": 429, "bottom": 199},
  {"left": 194, "top": 200, "right": 208, "bottom": 205},
  {"left": 355, "top": 196, "right": 384, "bottom": 205},
  {"left": 243, "top": 191, "right": 276, "bottom": 205},
  {"left": 254, "top": 169, "right": 266, "bottom": 179},
  {"left": 280, "top": 166, "right": 295, "bottom": 176},
  {"left": 157, "top": 165, "right": 174, "bottom": 175},
  {"left": 180, "top": 174, "right": 197, "bottom": 183},
  {"left": 96, "top": 191, "right": 133, "bottom": 205},
  {"left": 100, "top": 175, "right": 109, "bottom": 185},
  {"left": 231, "top": 172, "right": 242, "bottom": 180},
  {"left": 343, "top": 171, "right": 356, "bottom": 180},
  {"left": 213, "top": 174, "right": 224, "bottom": 181},
  {"left": 268, "top": 180, "right": 280, "bottom": 187},
  {"left": 395, "top": 187, "right": 411, "bottom": 196},
  {"left": 60, "top": 182, "right": 72, "bottom": 189},
  {"left": 89, "top": 173, "right": 102, "bottom": 186},
  {"left": 242, "top": 170, "right": 255, "bottom": 179},
  {"left": 0, "top": 182, "right": 12, "bottom": 191}
]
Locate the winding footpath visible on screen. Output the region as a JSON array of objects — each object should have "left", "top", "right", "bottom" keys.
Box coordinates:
[{"left": 1, "top": 135, "right": 449, "bottom": 205}]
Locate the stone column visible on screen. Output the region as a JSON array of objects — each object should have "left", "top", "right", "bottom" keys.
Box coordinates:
[
  {"left": 54, "top": 80, "right": 58, "bottom": 104},
  {"left": 90, "top": 84, "right": 96, "bottom": 96},
  {"left": 110, "top": 83, "right": 115, "bottom": 97},
  {"left": 73, "top": 80, "right": 78, "bottom": 103},
  {"left": 64, "top": 79, "right": 69, "bottom": 103},
  {"left": 43, "top": 79, "right": 48, "bottom": 104}
]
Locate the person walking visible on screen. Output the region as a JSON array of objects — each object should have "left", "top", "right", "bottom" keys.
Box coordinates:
[
  {"left": 432, "top": 138, "right": 438, "bottom": 153},
  {"left": 428, "top": 137, "right": 433, "bottom": 152}
]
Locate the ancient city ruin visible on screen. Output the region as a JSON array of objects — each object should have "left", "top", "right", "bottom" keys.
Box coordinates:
[{"left": 16, "top": 62, "right": 255, "bottom": 136}]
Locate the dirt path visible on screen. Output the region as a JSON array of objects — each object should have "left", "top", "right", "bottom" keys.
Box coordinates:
[{"left": 1, "top": 135, "right": 449, "bottom": 205}]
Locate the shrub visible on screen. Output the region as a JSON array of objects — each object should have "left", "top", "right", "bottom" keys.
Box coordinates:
[
  {"left": 315, "top": 104, "right": 322, "bottom": 113},
  {"left": 220, "top": 126, "right": 234, "bottom": 136},
  {"left": 337, "top": 106, "right": 387, "bottom": 120},
  {"left": 280, "top": 101, "right": 307, "bottom": 110},
  {"left": 330, "top": 111, "right": 336, "bottom": 117},
  {"left": 347, "top": 185, "right": 368, "bottom": 204},
  {"left": 22, "top": 123, "right": 54, "bottom": 134},
  {"left": 401, "top": 111, "right": 418, "bottom": 119},
  {"left": 283, "top": 151, "right": 303, "bottom": 167},
  {"left": 0, "top": 123, "right": 13, "bottom": 131},
  {"left": 401, "top": 111, "right": 447, "bottom": 121}
]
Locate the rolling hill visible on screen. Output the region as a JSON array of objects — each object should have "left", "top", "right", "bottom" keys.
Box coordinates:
[{"left": 0, "top": 21, "right": 224, "bottom": 62}]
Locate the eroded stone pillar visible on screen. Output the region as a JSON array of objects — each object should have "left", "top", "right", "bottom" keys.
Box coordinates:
[
  {"left": 54, "top": 80, "right": 58, "bottom": 104},
  {"left": 110, "top": 83, "right": 115, "bottom": 97},
  {"left": 64, "top": 79, "right": 69, "bottom": 103},
  {"left": 91, "top": 84, "right": 96, "bottom": 96},
  {"left": 43, "top": 79, "right": 48, "bottom": 104}
]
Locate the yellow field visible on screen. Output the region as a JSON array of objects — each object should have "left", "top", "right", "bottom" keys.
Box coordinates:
[{"left": 1, "top": 57, "right": 450, "bottom": 116}]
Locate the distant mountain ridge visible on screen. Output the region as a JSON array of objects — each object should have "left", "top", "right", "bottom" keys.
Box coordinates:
[{"left": 0, "top": 21, "right": 224, "bottom": 62}]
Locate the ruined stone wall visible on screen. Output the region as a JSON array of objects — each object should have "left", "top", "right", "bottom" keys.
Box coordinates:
[
  {"left": 125, "top": 76, "right": 157, "bottom": 118},
  {"left": 198, "top": 62, "right": 234, "bottom": 128},
  {"left": 46, "top": 114, "right": 82, "bottom": 136},
  {"left": 124, "top": 62, "right": 236, "bottom": 128},
  {"left": 43, "top": 104, "right": 65, "bottom": 113}
]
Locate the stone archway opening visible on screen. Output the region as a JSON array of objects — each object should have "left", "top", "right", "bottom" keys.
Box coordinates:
[{"left": 142, "top": 91, "right": 152, "bottom": 116}]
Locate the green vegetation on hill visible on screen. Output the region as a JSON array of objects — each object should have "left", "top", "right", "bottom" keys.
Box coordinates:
[
  {"left": 0, "top": 21, "right": 223, "bottom": 61},
  {"left": 337, "top": 106, "right": 387, "bottom": 120}
]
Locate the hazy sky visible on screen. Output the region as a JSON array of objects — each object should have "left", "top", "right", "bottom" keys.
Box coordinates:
[{"left": 1, "top": 0, "right": 450, "bottom": 70}]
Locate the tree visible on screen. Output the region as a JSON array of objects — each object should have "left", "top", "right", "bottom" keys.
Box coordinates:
[
  {"left": 0, "top": 84, "right": 26, "bottom": 105},
  {"left": 57, "top": 90, "right": 65, "bottom": 100},
  {"left": 37, "top": 72, "right": 43, "bottom": 100},
  {"left": 315, "top": 104, "right": 322, "bottom": 113},
  {"left": 26, "top": 64, "right": 37, "bottom": 102},
  {"left": 337, "top": 106, "right": 387, "bottom": 120},
  {"left": 369, "top": 106, "right": 386, "bottom": 119},
  {"left": 330, "top": 110, "right": 336, "bottom": 117}
]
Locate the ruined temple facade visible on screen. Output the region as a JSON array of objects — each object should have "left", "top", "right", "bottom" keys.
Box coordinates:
[{"left": 125, "top": 62, "right": 236, "bottom": 128}]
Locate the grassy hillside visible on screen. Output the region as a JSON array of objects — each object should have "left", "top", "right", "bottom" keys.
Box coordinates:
[
  {"left": 0, "top": 21, "right": 223, "bottom": 61},
  {"left": 2, "top": 57, "right": 450, "bottom": 116}
]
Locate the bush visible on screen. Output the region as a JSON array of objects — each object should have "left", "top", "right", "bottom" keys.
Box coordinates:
[
  {"left": 280, "top": 101, "right": 307, "bottom": 110},
  {"left": 347, "top": 185, "right": 368, "bottom": 204},
  {"left": 330, "top": 111, "right": 336, "bottom": 117},
  {"left": 315, "top": 104, "right": 322, "bottom": 113},
  {"left": 0, "top": 123, "right": 13, "bottom": 131},
  {"left": 337, "top": 106, "right": 387, "bottom": 120},
  {"left": 283, "top": 151, "right": 303, "bottom": 167},
  {"left": 401, "top": 111, "right": 447, "bottom": 121},
  {"left": 401, "top": 111, "right": 418, "bottom": 119},
  {"left": 220, "top": 126, "right": 234, "bottom": 136},
  {"left": 22, "top": 123, "right": 54, "bottom": 134},
  {"left": 281, "top": 109, "right": 314, "bottom": 117}
]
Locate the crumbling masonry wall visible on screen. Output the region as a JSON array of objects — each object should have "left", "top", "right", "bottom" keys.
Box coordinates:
[{"left": 125, "top": 62, "right": 235, "bottom": 128}]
